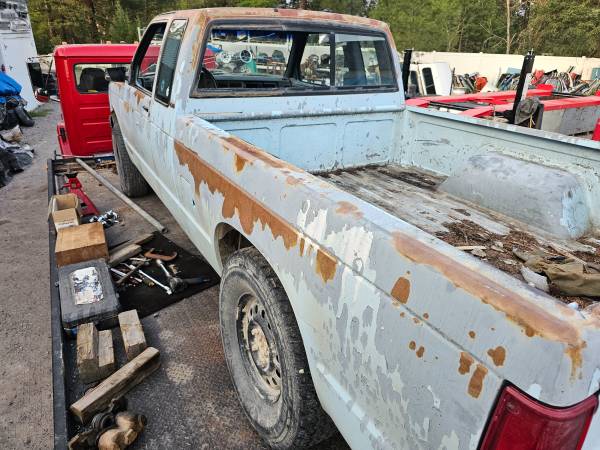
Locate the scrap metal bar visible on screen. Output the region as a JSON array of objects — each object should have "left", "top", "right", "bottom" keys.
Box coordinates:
[{"left": 75, "top": 158, "right": 167, "bottom": 233}]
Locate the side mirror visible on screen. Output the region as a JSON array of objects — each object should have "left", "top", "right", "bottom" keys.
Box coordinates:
[{"left": 105, "top": 67, "right": 127, "bottom": 83}]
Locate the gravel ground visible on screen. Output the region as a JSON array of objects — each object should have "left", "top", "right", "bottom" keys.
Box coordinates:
[
  {"left": 0, "top": 102, "right": 348, "bottom": 449},
  {"left": 0, "top": 103, "right": 57, "bottom": 449}
]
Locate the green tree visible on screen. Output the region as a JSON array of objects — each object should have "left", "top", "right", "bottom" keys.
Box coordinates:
[{"left": 108, "top": 1, "right": 138, "bottom": 42}]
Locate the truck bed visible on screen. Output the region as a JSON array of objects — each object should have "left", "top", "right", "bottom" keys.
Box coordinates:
[{"left": 319, "top": 164, "right": 600, "bottom": 307}]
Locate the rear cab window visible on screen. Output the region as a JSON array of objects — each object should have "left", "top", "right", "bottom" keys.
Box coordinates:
[{"left": 193, "top": 23, "right": 396, "bottom": 97}]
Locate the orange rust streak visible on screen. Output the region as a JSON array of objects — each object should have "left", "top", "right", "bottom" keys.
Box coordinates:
[
  {"left": 316, "top": 249, "right": 337, "bottom": 283},
  {"left": 335, "top": 201, "right": 363, "bottom": 219},
  {"left": 299, "top": 238, "right": 305, "bottom": 257},
  {"left": 487, "top": 346, "right": 506, "bottom": 367},
  {"left": 468, "top": 364, "right": 488, "bottom": 398},
  {"left": 458, "top": 352, "right": 474, "bottom": 375},
  {"left": 223, "top": 136, "right": 299, "bottom": 172},
  {"left": 234, "top": 154, "right": 248, "bottom": 172},
  {"left": 391, "top": 277, "right": 410, "bottom": 305},
  {"left": 391, "top": 231, "right": 585, "bottom": 376},
  {"left": 174, "top": 141, "right": 298, "bottom": 250}
]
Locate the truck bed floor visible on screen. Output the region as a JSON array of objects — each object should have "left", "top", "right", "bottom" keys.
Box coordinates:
[{"left": 319, "top": 164, "right": 600, "bottom": 307}]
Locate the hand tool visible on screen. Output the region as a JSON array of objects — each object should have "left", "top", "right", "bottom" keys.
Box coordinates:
[{"left": 123, "top": 263, "right": 172, "bottom": 295}]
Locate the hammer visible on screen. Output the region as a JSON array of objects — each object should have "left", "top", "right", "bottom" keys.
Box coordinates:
[{"left": 155, "top": 259, "right": 209, "bottom": 293}]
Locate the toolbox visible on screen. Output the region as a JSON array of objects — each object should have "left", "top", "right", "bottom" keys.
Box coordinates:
[{"left": 58, "top": 258, "right": 120, "bottom": 331}]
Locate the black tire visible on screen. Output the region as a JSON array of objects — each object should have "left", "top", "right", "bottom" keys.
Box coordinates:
[
  {"left": 14, "top": 105, "right": 34, "bottom": 127},
  {"left": 111, "top": 115, "right": 150, "bottom": 197},
  {"left": 220, "top": 248, "right": 336, "bottom": 449}
]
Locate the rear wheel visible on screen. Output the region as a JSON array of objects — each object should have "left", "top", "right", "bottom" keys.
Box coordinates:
[
  {"left": 111, "top": 115, "right": 149, "bottom": 197},
  {"left": 220, "top": 247, "right": 336, "bottom": 449}
]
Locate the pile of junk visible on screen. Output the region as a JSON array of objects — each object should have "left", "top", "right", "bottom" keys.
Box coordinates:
[
  {"left": 0, "top": 71, "right": 35, "bottom": 188},
  {"left": 454, "top": 68, "right": 600, "bottom": 95}
]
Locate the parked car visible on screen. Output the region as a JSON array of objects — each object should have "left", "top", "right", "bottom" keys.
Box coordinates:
[{"left": 108, "top": 8, "right": 600, "bottom": 450}]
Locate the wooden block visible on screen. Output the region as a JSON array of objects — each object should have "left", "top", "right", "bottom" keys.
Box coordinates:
[
  {"left": 55, "top": 222, "right": 108, "bottom": 267},
  {"left": 70, "top": 347, "right": 160, "bottom": 424},
  {"left": 108, "top": 244, "right": 141, "bottom": 267},
  {"left": 98, "top": 330, "right": 116, "bottom": 379},
  {"left": 119, "top": 310, "right": 147, "bottom": 361},
  {"left": 77, "top": 323, "right": 99, "bottom": 384}
]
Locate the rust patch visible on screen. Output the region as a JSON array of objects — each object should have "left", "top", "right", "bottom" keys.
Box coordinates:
[
  {"left": 234, "top": 154, "right": 249, "bottom": 172},
  {"left": 399, "top": 312, "right": 405, "bottom": 318},
  {"left": 335, "top": 201, "right": 363, "bottom": 219},
  {"left": 468, "top": 331, "right": 476, "bottom": 339},
  {"left": 315, "top": 249, "right": 337, "bottom": 283},
  {"left": 390, "top": 277, "right": 410, "bottom": 305},
  {"left": 416, "top": 346, "right": 425, "bottom": 358},
  {"left": 423, "top": 312, "right": 429, "bottom": 319},
  {"left": 412, "top": 317, "right": 420, "bottom": 324},
  {"left": 299, "top": 238, "right": 305, "bottom": 257},
  {"left": 391, "top": 231, "right": 585, "bottom": 376},
  {"left": 133, "top": 89, "right": 145, "bottom": 105},
  {"left": 123, "top": 101, "right": 131, "bottom": 113},
  {"left": 458, "top": 352, "right": 474, "bottom": 375},
  {"left": 409, "top": 341, "right": 416, "bottom": 350},
  {"left": 487, "top": 346, "right": 506, "bottom": 367},
  {"left": 174, "top": 141, "right": 298, "bottom": 250},
  {"left": 286, "top": 175, "right": 303, "bottom": 186},
  {"left": 468, "top": 364, "right": 488, "bottom": 398},
  {"left": 223, "top": 136, "right": 300, "bottom": 173}
]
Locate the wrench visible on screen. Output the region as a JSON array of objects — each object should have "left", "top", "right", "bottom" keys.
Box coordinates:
[{"left": 123, "top": 263, "right": 172, "bottom": 295}]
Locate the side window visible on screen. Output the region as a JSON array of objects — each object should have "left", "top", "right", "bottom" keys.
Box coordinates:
[
  {"left": 131, "top": 22, "right": 166, "bottom": 93},
  {"left": 334, "top": 34, "right": 394, "bottom": 88},
  {"left": 299, "top": 33, "right": 331, "bottom": 86},
  {"left": 155, "top": 19, "right": 187, "bottom": 104},
  {"left": 74, "top": 63, "right": 129, "bottom": 93}
]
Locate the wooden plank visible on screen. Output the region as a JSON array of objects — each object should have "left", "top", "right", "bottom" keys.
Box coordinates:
[
  {"left": 119, "top": 310, "right": 147, "bottom": 361},
  {"left": 76, "top": 323, "right": 99, "bottom": 384},
  {"left": 55, "top": 222, "right": 108, "bottom": 267},
  {"left": 70, "top": 347, "right": 160, "bottom": 424},
  {"left": 108, "top": 244, "right": 141, "bottom": 268},
  {"left": 98, "top": 330, "right": 116, "bottom": 380}
]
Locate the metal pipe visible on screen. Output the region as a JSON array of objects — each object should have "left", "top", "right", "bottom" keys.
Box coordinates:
[{"left": 75, "top": 158, "right": 167, "bottom": 233}]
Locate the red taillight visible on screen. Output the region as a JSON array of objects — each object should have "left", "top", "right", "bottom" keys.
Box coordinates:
[{"left": 480, "top": 385, "right": 598, "bottom": 450}]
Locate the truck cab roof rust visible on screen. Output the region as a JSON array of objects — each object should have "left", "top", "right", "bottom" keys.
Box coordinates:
[{"left": 54, "top": 44, "right": 137, "bottom": 157}]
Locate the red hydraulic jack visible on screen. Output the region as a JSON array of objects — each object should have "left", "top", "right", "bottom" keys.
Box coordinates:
[
  {"left": 593, "top": 118, "right": 600, "bottom": 142},
  {"left": 63, "top": 173, "right": 100, "bottom": 216}
]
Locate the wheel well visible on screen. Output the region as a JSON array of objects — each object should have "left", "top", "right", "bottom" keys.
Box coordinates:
[{"left": 215, "top": 223, "right": 253, "bottom": 267}]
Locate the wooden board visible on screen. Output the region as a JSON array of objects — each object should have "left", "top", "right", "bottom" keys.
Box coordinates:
[
  {"left": 118, "top": 310, "right": 147, "bottom": 361},
  {"left": 70, "top": 347, "right": 160, "bottom": 424},
  {"left": 55, "top": 222, "right": 108, "bottom": 267},
  {"left": 108, "top": 244, "right": 141, "bottom": 268},
  {"left": 76, "top": 323, "right": 99, "bottom": 384},
  {"left": 98, "top": 330, "right": 116, "bottom": 380}
]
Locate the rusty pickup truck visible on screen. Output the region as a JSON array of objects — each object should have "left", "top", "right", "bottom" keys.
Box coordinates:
[{"left": 108, "top": 8, "right": 600, "bottom": 450}]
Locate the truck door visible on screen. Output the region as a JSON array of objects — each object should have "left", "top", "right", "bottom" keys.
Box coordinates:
[
  {"left": 126, "top": 22, "right": 167, "bottom": 174},
  {"left": 148, "top": 18, "right": 187, "bottom": 193}
]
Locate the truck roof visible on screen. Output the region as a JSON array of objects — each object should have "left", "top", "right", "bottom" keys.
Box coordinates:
[
  {"left": 156, "top": 7, "right": 393, "bottom": 37},
  {"left": 53, "top": 44, "right": 138, "bottom": 58}
]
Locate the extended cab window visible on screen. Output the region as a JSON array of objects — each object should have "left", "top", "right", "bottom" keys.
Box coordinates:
[
  {"left": 74, "top": 63, "right": 129, "bottom": 93},
  {"left": 155, "top": 19, "right": 187, "bottom": 104},
  {"left": 195, "top": 26, "right": 396, "bottom": 96},
  {"left": 131, "top": 22, "right": 166, "bottom": 93}
]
